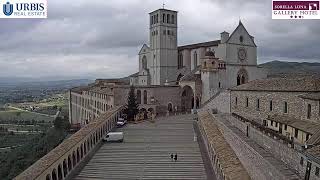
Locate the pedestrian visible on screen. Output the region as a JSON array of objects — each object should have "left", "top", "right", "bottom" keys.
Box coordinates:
[
  {"left": 170, "top": 153, "right": 173, "bottom": 161},
  {"left": 174, "top": 153, "right": 177, "bottom": 162}
]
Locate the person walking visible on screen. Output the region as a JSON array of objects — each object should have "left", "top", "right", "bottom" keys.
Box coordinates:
[
  {"left": 174, "top": 153, "right": 177, "bottom": 162},
  {"left": 170, "top": 153, "right": 174, "bottom": 161}
]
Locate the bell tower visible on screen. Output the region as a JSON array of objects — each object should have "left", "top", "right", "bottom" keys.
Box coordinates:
[{"left": 149, "top": 8, "right": 178, "bottom": 85}]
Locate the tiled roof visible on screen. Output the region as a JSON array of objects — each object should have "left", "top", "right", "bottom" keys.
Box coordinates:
[
  {"left": 306, "top": 130, "right": 320, "bottom": 145},
  {"left": 231, "top": 76, "right": 320, "bottom": 92},
  {"left": 178, "top": 40, "right": 220, "bottom": 50},
  {"left": 268, "top": 114, "right": 320, "bottom": 134},
  {"left": 307, "top": 145, "right": 320, "bottom": 159},
  {"left": 70, "top": 85, "right": 94, "bottom": 94},
  {"left": 180, "top": 66, "right": 201, "bottom": 81},
  {"left": 198, "top": 111, "right": 251, "bottom": 180}
]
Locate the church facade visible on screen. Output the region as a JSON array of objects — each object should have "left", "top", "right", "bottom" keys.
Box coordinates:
[{"left": 69, "top": 8, "right": 266, "bottom": 125}]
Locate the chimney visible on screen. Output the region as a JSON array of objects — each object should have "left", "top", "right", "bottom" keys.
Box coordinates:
[{"left": 220, "top": 31, "right": 229, "bottom": 43}]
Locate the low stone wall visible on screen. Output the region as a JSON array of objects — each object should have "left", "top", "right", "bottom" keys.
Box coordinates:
[
  {"left": 230, "top": 114, "right": 320, "bottom": 180},
  {"left": 211, "top": 113, "right": 300, "bottom": 180},
  {"left": 14, "top": 106, "right": 123, "bottom": 180},
  {"left": 197, "top": 111, "right": 251, "bottom": 180}
]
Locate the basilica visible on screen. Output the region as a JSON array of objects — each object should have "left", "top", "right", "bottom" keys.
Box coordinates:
[{"left": 68, "top": 8, "right": 266, "bottom": 125}]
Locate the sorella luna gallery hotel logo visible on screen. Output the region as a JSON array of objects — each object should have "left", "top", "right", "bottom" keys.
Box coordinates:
[{"left": 2, "top": 0, "right": 47, "bottom": 18}]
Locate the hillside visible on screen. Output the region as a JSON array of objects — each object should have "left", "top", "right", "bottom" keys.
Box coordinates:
[{"left": 259, "top": 61, "right": 320, "bottom": 77}]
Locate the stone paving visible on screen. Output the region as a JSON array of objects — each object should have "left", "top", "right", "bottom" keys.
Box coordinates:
[{"left": 73, "top": 114, "right": 208, "bottom": 180}]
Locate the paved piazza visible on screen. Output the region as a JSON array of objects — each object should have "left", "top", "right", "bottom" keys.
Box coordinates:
[{"left": 73, "top": 114, "right": 208, "bottom": 180}]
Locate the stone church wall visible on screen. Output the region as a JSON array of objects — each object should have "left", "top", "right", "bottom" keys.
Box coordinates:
[{"left": 201, "top": 90, "right": 231, "bottom": 113}]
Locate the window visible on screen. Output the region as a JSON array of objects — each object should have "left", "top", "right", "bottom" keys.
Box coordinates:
[
  {"left": 271, "top": 121, "right": 273, "bottom": 126},
  {"left": 284, "top": 102, "right": 288, "bottom": 113},
  {"left": 269, "top": 100, "right": 273, "bottom": 111},
  {"left": 167, "top": 30, "right": 170, "bottom": 35},
  {"left": 178, "top": 52, "right": 183, "bottom": 69},
  {"left": 307, "top": 104, "right": 311, "bottom": 119},
  {"left": 235, "top": 97, "right": 238, "bottom": 106},
  {"left": 163, "top": 14, "right": 165, "bottom": 23},
  {"left": 295, "top": 129, "right": 299, "bottom": 138},
  {"left": 300, "top": 157, "right": 304, "bottom": 165},
  {"left": 246, "top": 98, "right": 249, "bottom": 107},
  {"left": 275, "top": 122, "right": 278, "bottom": 127},
  {"left": 143, "top": 90, "right": 147, "bottom": 104},
  {"left": 171, "top": 14, "right": 174, "bottom": 24},
  {"left": 142, "top": 56, "right": 147, "bottom": 69},
  {"left": 218, "top": 82, "right": 221, "bottom": 88},
  {"left": 284, "top": 125, "right": 287, "bottom": 130},
  {"left": 316, "top": 167, "right": 319, "bottom": 176},
  {"left": 156, "top": 14, "right": 158, "bottom": 23},
  {"left": 167, "top": 14, "right": 170, "bottom": 23},
  {"left": 240, "top": 36, "right": 243, "bottom": 43},
  {"left": 193, "top": 51, "right": 198, "bottom": 68},
  {"left": 151, "top": 16, "right": 153, "bottom": 24},
  {"left": 256, "top": 99, "right": 260, "bottom": 110}
]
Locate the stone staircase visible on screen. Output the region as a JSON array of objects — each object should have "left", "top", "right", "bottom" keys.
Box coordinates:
[{"left": 73, "top": 114, "right": 207, "bottom": 180}]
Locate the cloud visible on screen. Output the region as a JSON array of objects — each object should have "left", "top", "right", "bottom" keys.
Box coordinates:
[{"left": 0, "top": 0, "right": 319, "bottom": 79}]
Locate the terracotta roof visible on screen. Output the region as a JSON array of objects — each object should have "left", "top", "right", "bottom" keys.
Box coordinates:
[
  {"left": 268, "top": 114, "right": 320, "bottom": 134},
  {"left": 15, "top": 106, "right": 123, "bottom": 180},
  {"left": 306, "top": 145, "right": 320, "bottom": 159},
  {"left": 178, "top": 40, "right": 220, "bottom": 50},
  {"left": 198, "top": 111, "right": 251, "bottom": 180},
  {"left": 306, "top": 130, "right": 320, "bottom": 145},
  {"left": 299, "top": 92, "right": 320, "bottom": 100},
  {"left": 231, "top": 76, "right": 320, "bottom": 92}
]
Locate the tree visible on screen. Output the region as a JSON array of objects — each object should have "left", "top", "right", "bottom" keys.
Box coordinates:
[
  {"left": 53, "top": 116, "right": 70, "bottom": 131},
  {"left": 124, "top": 86, "right": 139, "bottom": 121}
]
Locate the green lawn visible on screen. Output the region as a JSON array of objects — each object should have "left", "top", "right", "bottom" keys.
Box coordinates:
[{"left": 0, "top": 109, "right": 53, "bottom": 122}]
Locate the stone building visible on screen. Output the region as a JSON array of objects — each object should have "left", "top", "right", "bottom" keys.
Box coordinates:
[
  {"left": 227, "top": 75, "right": 320, "bottom": 179},
  {"left": 230, "top": 76, "right": 320, "bottom": 145},
  {"left": 69, "top": 7, "right": 266, "bottom": 126}
]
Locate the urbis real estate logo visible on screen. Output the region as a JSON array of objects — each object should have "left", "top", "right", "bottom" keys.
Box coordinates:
[
  {"left": 272, "top": 0, "right": 320, "bottom": 19},
  {"left": 2, "top": 0, "right": 47, "bottom": 18}
]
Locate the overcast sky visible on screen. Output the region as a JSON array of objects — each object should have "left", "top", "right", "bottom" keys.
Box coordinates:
[{"left": 0, "top": 0, "right": 319, "bottom": 80}]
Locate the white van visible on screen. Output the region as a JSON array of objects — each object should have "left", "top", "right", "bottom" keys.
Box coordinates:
[{"left": 103, "top": 132, "right": 124, "bottom": 142}]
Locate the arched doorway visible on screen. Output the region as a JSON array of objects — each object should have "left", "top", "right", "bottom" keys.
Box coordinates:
[
  {"left": 136, "top": 90, "right": 141, "bottom": 104},
  {"left": 196, "top": 97, "right": 200, "bottom": 109},
  {"left": 168, "top": 103, "right": 173, "bottom": 112},
  {"left": 176, "top": 74, "right": 183, "bottom": 85},
  {"left": 181, "top": 86, "right": 194, "bottom": 112},
  {"left": 237, "top": 69, "right": 248, "bottom": 86}
]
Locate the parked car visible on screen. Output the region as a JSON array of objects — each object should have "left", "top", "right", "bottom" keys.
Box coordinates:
[
  {"left": 103, "top": 132, "right": 124, "bottom": 142},
  {"left": 117, "top": 117, "right": 127, "bottom": 127}
]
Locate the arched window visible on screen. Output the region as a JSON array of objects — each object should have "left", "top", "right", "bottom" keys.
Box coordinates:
[
  {"left": 57, "top": 165, "right": 63, "bottom": 180},
  {"left": 143, "top": 90, "right": 147, "bottom": 104},
  {"left": 178, "top": 52, "right": 183, "bottom": 69},
  {"left": 171, "top": 14, "right": 174, "bottom": 24},
  {"left": 142, "top": 56, "right": 147, "bottom": 69},
  {"left": 237, "top": 69, "right": 248, "bottom": 86},
  {"left": 167, "top": 14, "right": 170, "bottom": 23},
  {"left": 52, "top": 169, "right": 57, "bottom": 180},
  {"left": 63, "top": 160, "right": 68, "bottom": 177},
  {"left": 137, "top": 90, "right": 141, "bottom": 104},
  {"left": 68, "top": 155, "right": 72, "bottom": 171},
  {"left": 193, "top": 51, "right": 198, "bottom": 68}
]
